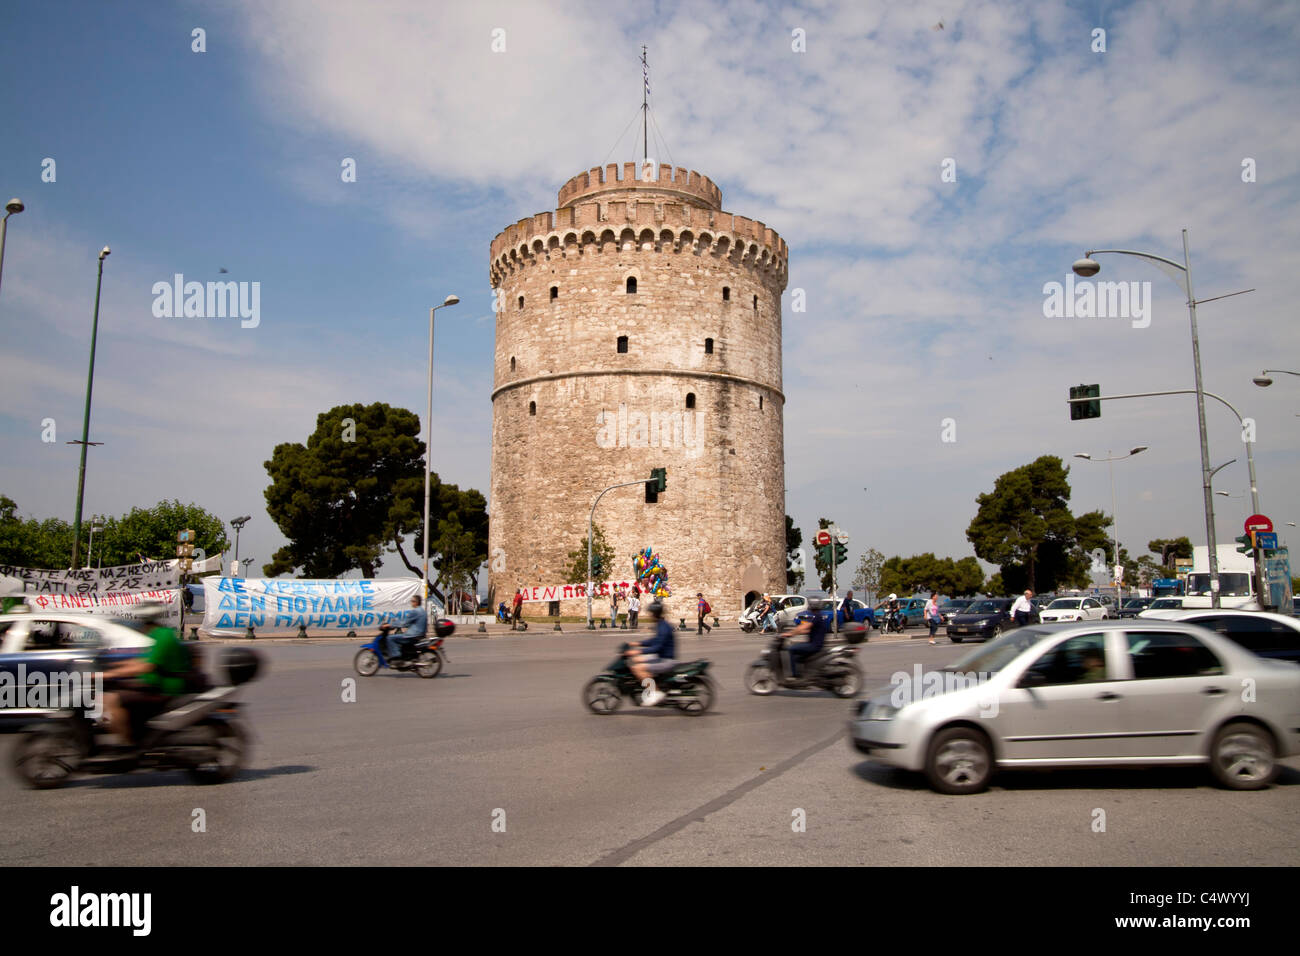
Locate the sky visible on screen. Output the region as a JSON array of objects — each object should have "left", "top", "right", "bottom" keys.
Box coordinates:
[{"left": 1, "top": 0, "right": 1297, "bottom": 586}]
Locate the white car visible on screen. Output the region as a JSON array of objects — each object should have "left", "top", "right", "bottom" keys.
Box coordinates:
[
  {"left": 848, "top": 620, "right": 1300, "bottom": 794},
  {"left": 1138, "top": 597, "right": 1185, "bottom": 618},
  {"left": 767, "top": 594, "right": 809, "bottom": 628},
  {"left": 1038, "top": 597, "right": 1108, "bottom": 623},
  {"left": 1152, "top": 609, "right": 1300, "bottom": 664}
]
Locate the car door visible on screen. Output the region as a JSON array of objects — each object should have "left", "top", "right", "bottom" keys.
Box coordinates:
[
  {"left": 992, "top": 631, "right": 1131, "bottom": 762},
  {"left": 1081, "top": 598, "right": 1102, "bottom": 621},
  {"left": 1117, "top": 628, "right": 1232, "bottom": 758}
]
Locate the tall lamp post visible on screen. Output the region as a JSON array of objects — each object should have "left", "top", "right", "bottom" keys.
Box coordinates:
[
  {"left": 0, "top": 198, "right": 25, "bottom": 301},
  {"left": 1073, "top": 446, "right": 1147, "bottom": 605},
  {"left": 423, "top": 295, "right": 459, "bottom": 605},
  {"left": 1072, "top": 232, "right": 1251, "bottom": 610},
  {"left": 230, "top": 516, "right": 251, "bottom": 570},
  {"left": 69, "top": 246, "right": 111, "bottom": 569}
]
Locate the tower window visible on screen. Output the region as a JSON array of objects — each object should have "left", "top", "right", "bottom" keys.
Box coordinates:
[
  {"left": 617, "top": 335, "right": 628, "bottom": 354},
  {"left": 510, "top": 356, "right": 516, "bottom": 371},
  {"left": 722, "top": 286, "right": 730, "bottom": 301},
  {"left": 550, "top": 286, "right": 558, "bottom": 300},
  {"left": 759, "top": 395, "right": 764, "bottom": 410},
  {"left": 704, "top": 338, "right": 714, "bottom": 355},
  {"left": 518, "top": 295, "right": 524, "bottom": 310},
  {"left": 753, "top": 294, "right": 758, "bottom": 311},
  {"left": 686, "top": 393, "right": 696, "bottom": 409},
  {"left": 626, "top": 276, "right": 637, "bottom": 294},
  {"left": 529, "top": 401, "right": 536, "bottom": 416}
]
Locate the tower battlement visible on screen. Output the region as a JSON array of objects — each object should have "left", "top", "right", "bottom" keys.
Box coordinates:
[{"left": 558, "top": 162, "right": 722, "bottom": 210}]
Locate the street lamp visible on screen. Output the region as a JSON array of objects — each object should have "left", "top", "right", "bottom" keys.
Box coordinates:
[
  {"left": 1252, "top": 369, "right": 1300, "bottom": 387},
  {"left": 0, "top": 198, "right": 25, "bottom": 301},
  {"left": 230, "top": 516, "right": 251, "bottom": 566},
  {"left": 423, "top": 294, "right": 459, "bottom": 604},
  {"left": 69, "top": 246, "right": 110, "bottom": 569},
  {"left": 1073, "top": 232, "right": 1252, "bottom": 609},
  {"left": 1073, "top": 446, "right": 1147, "bottom": 604}
]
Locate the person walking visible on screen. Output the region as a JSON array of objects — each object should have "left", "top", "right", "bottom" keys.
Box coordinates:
[
  {"left": 511, "top": 588, "right": 524, "bottom": 630},
  {"left": 925, "top": 593, "right": 942, "bottom": 644},
  {"left": 696, "top": 592, "right": 712, "bottom": 635},
  {"left": 1010, "top": 589, "right": 1035, "bottom": 628},
  {"left": 610, "top": 587, "right": 620, "bottom": 628},
  {"left": 628, "top": 588, "right": 640, "bottom": 630}
]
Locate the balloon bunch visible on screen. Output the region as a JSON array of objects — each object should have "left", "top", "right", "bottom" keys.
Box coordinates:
[{"left": 632, "top": 547, "right": 671, "bottom": 598}]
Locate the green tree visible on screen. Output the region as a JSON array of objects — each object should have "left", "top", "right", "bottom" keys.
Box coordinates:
[
  {"left": 96, "top": 500, "right": 227, "bottom": 567},
  {"left": 986, "top": 572, "right": 1005, "bottom": 596},
  {"left": 564, "top": 523, "right": 616, "bottom": 586},
  {"left": 1148, "top": 536, "right": 1194, "bottom": 572},
  {"left": 785, "top": 515, "right": 804, "bottom": 590},
  {"left": 852, "top": 547, "right": 885, "bottom": 603},
  {"left": 966, "top": 456, "right": 1109, "bottom": 593},
  {"left": 950, "top": 557, "right": 986, "bottom": 596}
]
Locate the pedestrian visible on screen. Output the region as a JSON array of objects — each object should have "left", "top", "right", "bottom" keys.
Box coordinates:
[
  {"left": 1010, "top": 589, "right": 1034, "bottom": 628},
  {"left": 610, "top": 586, "right": 620, "bottom": 627},
  {"left": 511, "top": 588, "right": 524, "bottom": 630},
  {"left": 696, "top": 592, "right": 712, "bottom": 635},
  {"left": 840, "top": 589, "right": 855, "bottom": 626},
  {"left": 925, "top": 593, "right": 942, "bottom": 644},
  {"left": 628, "top": 589, "right": 640, "bottom": 630}
]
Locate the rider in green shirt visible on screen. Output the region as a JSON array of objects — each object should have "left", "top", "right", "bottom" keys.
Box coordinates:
[{"left": 102, "top": 602, "right": 195, "bottom": 744}]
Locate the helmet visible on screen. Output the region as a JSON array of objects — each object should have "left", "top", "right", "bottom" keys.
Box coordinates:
[
  {"left": 888, "top": 593, "right": 897, "bottom": 601},
  {"left": 647, "top": 601, "right": 664, "bottom": 619}
]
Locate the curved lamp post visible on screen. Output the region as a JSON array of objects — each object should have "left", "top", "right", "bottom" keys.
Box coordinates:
[
  {"left": 1253, "top": 369, "right": 1300, "bottom": 387},
  {"left": 423, "top": 294, "right": 459, "bottom": 605},
  {"left": 0, "top": 198, "right": 25, "bottom": 301}
]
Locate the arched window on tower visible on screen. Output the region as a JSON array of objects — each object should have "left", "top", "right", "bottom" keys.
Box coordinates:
[
  {"left": 518, "top": 295, "right": 524, "bottom": 310},
  {"left": 686, "top": 393, "right": 696, "bottom": 409},
  {"left": 722, "top": 286, "right": 730, "bottom": 301},
  {"left": 529, "top": 400, "right": 536, "bottom": 416},
  {"left": 550, "top": 286, "right": 558, "bottom": 300},
  {"left": 510, "top": 356, "right": 516, "bottom": 371},
  {"left": 626, "top": 276, "right": 637, "bottom": 294},
  {"left": 704, "top": 338, "right": 714, "bottom": 355},
  {"left": 617, "top": 335, "right": 628, "bottom": 354}
]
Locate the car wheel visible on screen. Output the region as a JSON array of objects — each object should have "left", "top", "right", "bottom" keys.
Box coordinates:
[
  {"left": 1209, "top": 721, "right": 1276, "bottom": 790},
  {"left": 987, "top": 625, "right": 1001, "bottom": 641},
  {"left": 925, "top": 726, "right": 993, "bottom": 795}
]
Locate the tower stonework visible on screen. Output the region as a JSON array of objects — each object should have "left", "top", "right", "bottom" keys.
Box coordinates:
[{"left": 488, "top": 162, "right": 788, "bottom": 617}]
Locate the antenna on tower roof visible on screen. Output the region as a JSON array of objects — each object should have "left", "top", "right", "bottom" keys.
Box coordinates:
[{"left": 641, "top": 45, "right": 649, "bottom": 167}]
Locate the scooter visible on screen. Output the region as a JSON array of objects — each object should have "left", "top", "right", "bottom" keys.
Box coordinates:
[
  {"left": 11, "top": 647, "right": 263, "bottom": 790},
  {"left": 879, "top": 610, "right": 906, "bottom": 634},
  {"left": 583, "top": 643, "right": 716, "bottom": 715},
  {"left": 744, "top": 630, "right": 864, "bottom": 698},
  {"left": 354, "top": 620, "right": 453, "bottom": 678},
  {"left": 496, "top": 604, "right": 527, "bottom": 630}
]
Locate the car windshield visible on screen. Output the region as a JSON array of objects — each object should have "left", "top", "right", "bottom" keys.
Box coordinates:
[
  {"left": 944, "top": 626, "right": 1053, "bottom": 674},
  {"left": 966, "top": 600, "right": 1004, "bottom": 613},
  {"left": 941, "top": 600, "right": 971, "bottom": 609},
  {"left": 1150, "top": 598, "right": 1182, "bottom": 608},
  {"left": 1123, "top": 599, "right": 1149, "bottom": 608},
  {"left": 1046, "top": 599, "right": 1082, "bottom": 610},
  {"left": 1186, "top": 573, "right": 1251, "bottom": 597}
]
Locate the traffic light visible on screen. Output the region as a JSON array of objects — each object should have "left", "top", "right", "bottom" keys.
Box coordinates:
[
  {"left": 834, "top": 542, "right": 848, "bottom": 566},
  {"left": 645, "top": 467, "right": 666, "bottom": 503},
  {"left": 1235, "top": 532, "right": 1255, "bottom": 556},
  {"left": 816, "top": 544, "right": 832, "bottom": 566},
  {"left": 1069, "top": 383, "right": 1101, "bottom": 421}
]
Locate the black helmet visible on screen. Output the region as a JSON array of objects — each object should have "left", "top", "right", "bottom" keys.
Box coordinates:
[{"left": 647, "top": 601, "right": 664, "bottom": 619}]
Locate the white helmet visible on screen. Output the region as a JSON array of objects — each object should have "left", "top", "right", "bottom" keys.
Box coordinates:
[{"left": 888, "top": 593, "right": 897, "bottom": 601}]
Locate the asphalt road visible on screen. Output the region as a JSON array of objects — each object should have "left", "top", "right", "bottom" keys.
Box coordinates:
[{"left": 2, "top": 628, "right": 1297, "bottom": 866}]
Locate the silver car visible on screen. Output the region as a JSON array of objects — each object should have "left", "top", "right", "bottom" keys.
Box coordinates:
[{"left": 848, "top": 620, "right": 1300, "bottom": 794}]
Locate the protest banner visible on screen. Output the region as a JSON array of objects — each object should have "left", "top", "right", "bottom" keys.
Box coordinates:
[{"left": 201, "top": 577, "right": 422, "bottom": 637}]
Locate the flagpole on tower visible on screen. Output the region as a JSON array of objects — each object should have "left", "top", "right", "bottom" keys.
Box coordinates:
[{"left": 641, "top": 45, "right": 649, "bottom": 167}]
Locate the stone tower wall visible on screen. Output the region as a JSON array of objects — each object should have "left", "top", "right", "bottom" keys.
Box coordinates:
[{"left": 488, "top": 163, "right": 788, "bottom": 619}]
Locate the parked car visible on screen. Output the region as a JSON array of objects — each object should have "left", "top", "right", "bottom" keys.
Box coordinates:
[
  {"left": 945, "top": 598, "right": 1037, "bottom": 643},
  {"left": 768, "top": 594, "right": 810, "bottom": 628},
  {"left": 0, "top": 610, "right": 153, "bottom": 730},
  {"left": 1117, "top": 597, "right": 1155, "bottom": 618},
  {"left": 794, "top": 599, "right": 875, "bottom": 629},
  {"left": 1138, "top": 597, "right": 1185, "bottom": 618},
  {"left": 874, "top": 597, "right": 928, "bottom": 630},
  {"left": 1157, "top": 610, "right": 1300, "bottom": 664},
  {"left": 848, "top": 620, "right": 1300, "bottom": 793},
  {"left": 1038, "top": 597, "right": 1109, "bottom": 623}
]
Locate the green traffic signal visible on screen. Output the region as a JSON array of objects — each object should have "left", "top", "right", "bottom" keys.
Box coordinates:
[
  {"left": 816, "top": 544, "right": 831, "bottom": 565},
  {"left": 1069, "top": 383, "right": 1101, "bottom": 420},
  {"left": 834, "top": 542, "right": 848, "bottom": 566}
]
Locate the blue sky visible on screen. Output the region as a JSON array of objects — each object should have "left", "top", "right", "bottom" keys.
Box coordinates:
[{"left": 1, "top": 0, "right": 1298, "bottom": 583}]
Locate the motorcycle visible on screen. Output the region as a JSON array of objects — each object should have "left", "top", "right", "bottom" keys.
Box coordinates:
[
  {"left": 583, "top": 642, "right": 716, "bottom": 715},
  {"left": 496, "top": 604, "right": 526, "bottom": 629},
  {"left": 738, "top": 603, "right": 770, "bottom": 634},
  {"left": 744, "top": 629, "right": 864, "bottom": 698},
  {"left": 878, "top": 610, "right": 905, "bottom": 634},
  {"left": 354, "top": 619, "right": 453, "bottom": 678},
  {"left": 11, "top": 647, "right": 263, "bottom": 790}
]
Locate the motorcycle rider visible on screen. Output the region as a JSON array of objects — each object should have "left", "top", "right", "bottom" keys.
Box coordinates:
[
  {"left": 886, "top": 593, "right": 902, "bottom": 631},
  {"left": 786, "top": 598, "right": 830, "bottom": 679},
  {"left": 625, "top": 600, "right": 675, "bottom": 706},
  {"left": 101, "top": 601, "right": 196, "bottom": 746},
  {"left": 386, "top": 594, "right": 427, "bottom": 661}
]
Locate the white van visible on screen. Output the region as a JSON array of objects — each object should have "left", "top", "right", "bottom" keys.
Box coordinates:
[{"left": 1183, "top": 546, "right": 1260, "bottom": 610}]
